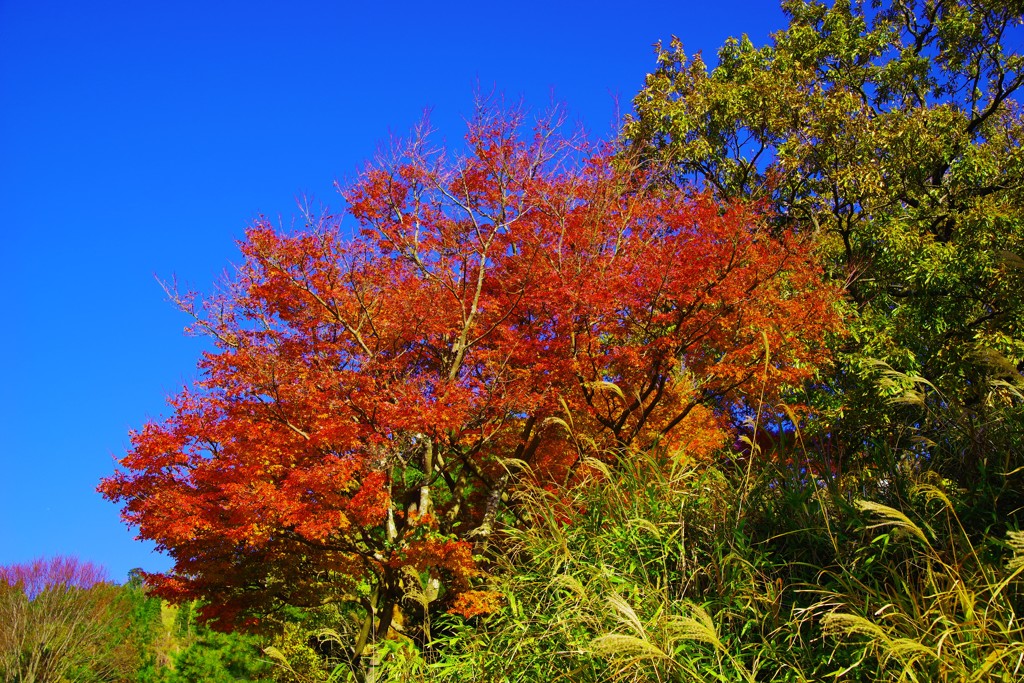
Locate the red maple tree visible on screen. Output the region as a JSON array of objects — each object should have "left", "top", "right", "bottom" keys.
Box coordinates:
[{"left": 99, "top": 106, "right": 839, "bottom": 642}]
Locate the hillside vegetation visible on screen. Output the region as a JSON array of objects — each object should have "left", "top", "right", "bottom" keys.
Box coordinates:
[{"left": 5, "top": 1, "right": 1022, "bottom": 681}]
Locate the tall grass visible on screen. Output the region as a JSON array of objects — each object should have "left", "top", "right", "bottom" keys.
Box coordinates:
[
  {"left": 422, "top": 449, "right": 1024, "bottom": 682},
  {"left": 260, "top": 418, "right": 1024, "bottom": 682},
  {"left": 810, "top": 485, "right": 1024, "bottom": 682},
  {"left": 422, "top": 451, "right": 812, "bottom": 682}
]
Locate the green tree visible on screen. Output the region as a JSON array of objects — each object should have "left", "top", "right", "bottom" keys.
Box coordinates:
[
  {"left": 141, "top": 600, "right": 272, "bottom": 683},
  {"left": 626, "top": 0, "right": 1024, "bottom": 514},
  {"left": 158, "top": 629, "right": 272, "bottom": 683}
]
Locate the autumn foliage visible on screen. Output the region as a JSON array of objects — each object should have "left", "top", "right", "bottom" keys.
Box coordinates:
[
  {"left": 0, "top": 557, "right": 145, "bottom": 682},
  {"left": 99, "top": 107, "right": 839, "bottom": 636}
]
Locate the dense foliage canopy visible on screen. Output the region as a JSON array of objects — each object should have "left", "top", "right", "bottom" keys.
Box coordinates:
[{"left": 627, "top": 0, "right": 1024, "bottom": 491}]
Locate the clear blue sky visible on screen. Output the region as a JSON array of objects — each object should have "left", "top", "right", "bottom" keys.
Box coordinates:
[{"left": 0, "top": 0, "right": 784, "bottom": 582}]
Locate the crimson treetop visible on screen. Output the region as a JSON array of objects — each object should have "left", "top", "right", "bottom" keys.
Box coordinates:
[{"left": 100, "top": 106, "right": 839, "bottom": 638}]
